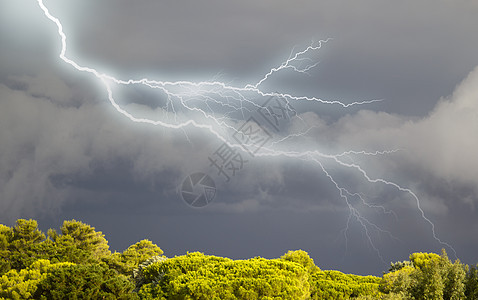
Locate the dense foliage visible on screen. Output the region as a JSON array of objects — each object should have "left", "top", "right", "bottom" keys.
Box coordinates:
[
  {"left": 379, "top": 250, "right": 467, "bottom": 300},
  {"left": 0, "top": 219, "right": 477, "bottom": 299},
  {"left": 137, "top": 252, "right": 311, "bottom": 299}
]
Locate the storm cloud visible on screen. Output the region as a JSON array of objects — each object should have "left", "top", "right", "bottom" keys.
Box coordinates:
[{"left": 1, "top": 0, "right": 478, "bottom": 275}]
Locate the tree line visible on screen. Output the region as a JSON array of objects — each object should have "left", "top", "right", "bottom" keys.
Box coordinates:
[{"left": 0, "top": 219, "right": 477, "bottom": 299}]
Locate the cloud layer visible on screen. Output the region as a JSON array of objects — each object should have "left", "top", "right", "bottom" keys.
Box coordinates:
[{"left": 1, "top": 0, "right": 478, "bottom": 275}]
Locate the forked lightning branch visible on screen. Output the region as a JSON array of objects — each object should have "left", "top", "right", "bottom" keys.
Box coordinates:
[{"left": 36, "top": 0, "right": 456, "bottom": 261}]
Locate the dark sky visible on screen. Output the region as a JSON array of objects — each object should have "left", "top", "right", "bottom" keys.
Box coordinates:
[{"left": 1, "top": 0, "right": 478, "bottom": 276}]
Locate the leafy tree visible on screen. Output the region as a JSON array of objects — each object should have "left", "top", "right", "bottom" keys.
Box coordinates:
[
  {"left": 48, "top": 219, "right": 110, "bottom": 263},
  {"left": 441, "top": 250, "right": 465, "bottom": 300},
  {"left": 310, "top": 270, "right": 381, "bottom": 299},
  {"left": 105, "top": 239, "right": 164, "bottom": 276},
  {"left": 380, "top": 265, "right": 414, "bottom": 297},
  {"left": 465, "top": 265, "right": 478, "bottom": 300},
  {"left": 409, "top": 252, "right": 441, "bottom": 270},
  {"left": 0, "top": 259, "right": 73, "bottom": 300},
  {"left": 0, "top": 224, "right": 13, "bottom": 275},
  {"left": 389, "top": 260, "right": 413, "bottom": 272},
  {"left": 410, "top": 257, "right": 444, "bottom": 300},
  {"left": 60, "top": 219, "right": 110, "bottom": 258},
  {"left": 33, "top": 263, "right": 138, "bottom": 299},
  {"left": 5, "top": 218, "right": 473, "bottom": 300},
  {"left": 2, "top": 219, "right": 48, "bottom": 272},
  {"left": 380, "top": 249, "right": 466, "bottom": 300},
  {"left": 0, "top": 219, "right": 113, "bottom": 273},
  {"left": 138, "top": 252, "right": 311, "bottom": 299},
  {"left": 281, "top": 249, "right": 320, "bottom": 274},
  {"left": 12, "top": 219, "right": 45, "bottom": 243},
  {"left": 280, "top": 250, "right": 382, "bottom": 299},
  {"left": 133, "top": 255, "right": 168, "bottom": 292}
]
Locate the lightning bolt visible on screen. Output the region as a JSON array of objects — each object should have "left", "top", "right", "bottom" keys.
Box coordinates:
[{"left": 36, "top": 0, "right": 456, "bottom": 261}]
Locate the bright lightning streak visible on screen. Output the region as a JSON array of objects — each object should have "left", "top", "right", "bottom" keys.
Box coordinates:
[
  {"left": 247, "top": 41, "right": 330, "bottom": 89},
  {"left": 36, "top": 0, "right": 456, "bottom": 261}
]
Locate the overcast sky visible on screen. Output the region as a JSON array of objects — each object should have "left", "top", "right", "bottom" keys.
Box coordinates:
[{"left": 1, "top": 0, "right": 478, "bottom": 275}]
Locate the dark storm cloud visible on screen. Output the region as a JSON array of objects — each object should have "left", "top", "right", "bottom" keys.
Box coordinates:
[
  {"left": 0, "top": 72, "right": 217, "bottom": 220},
  {"left": 1, "top": 0, "right": 478, "bottom": 276},
  {"left": 41, "top": 0, "right": 478, "bottom": 115}
]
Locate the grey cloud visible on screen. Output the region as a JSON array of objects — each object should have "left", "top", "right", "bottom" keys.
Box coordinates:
[
  {"left": 203, "top": 66, "right": 478, "bottom": 266},
  {"left": 2, "top": 0, "right": 478, "bottom": 276},
  {"left": 40, "top": 1, "right": 478, "bottom": 95},
  {"left": 0, "top": 73, "right": 220, "bottom": 221},
  {"left": 323, "top": 66, "right": 478, "bottom": 199}
]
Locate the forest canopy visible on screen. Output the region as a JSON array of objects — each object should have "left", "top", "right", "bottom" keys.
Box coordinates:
[{"left": 0, "top": 219, "right": 476, "bottom": 299}]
